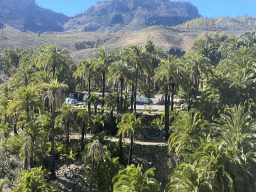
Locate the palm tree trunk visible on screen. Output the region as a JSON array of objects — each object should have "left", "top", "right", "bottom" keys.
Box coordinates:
[
  {"left": 110, "top": 109, "right": 113, "bottom": 125},
  {"left": 53, "top": 65, "right": 56, "bottom": 79},
  {"left": 131, "top": 83, "right": 134, "bottom": 112},
  {"left": 88, "top": 74, "right": 91, "bottom": 116},
  {"left": 128, "top": 133, "right": 133, "bottom": 165},
  {"left": 134, "top": 77, "right": 137, "bottom": 112},
  {"left": 148, "top": 76, "right": 151, "bottom": 98},
  {"left": 171, "top": 91, "right": 174, "bottom": 111},
  {"left": 50, "top": 92, "right": 56, "bottom": 178},
  {"left": 102, "top": 70, "right": 105, "bottom": 111},
  {"left": 81, "top": 123, "right": 85, "bottom": 152},
  {"left": 30, "top": 137, "right": 34, "bottom": 169},
  {"left": 120, "top": 78, "right": 123, "bottom": 113},
  {"left": 66, "top": 120, "right": 70, "bottom": 148},
  {"left": 14, "top": 122, "right": 18, "bottom": 135},
  {"left": 118, "top": 134, "right": 124, "bottom": 165},
  {"left": 164, "top": 92, "right": 169, "bottom": 140},
  {"left": 117, "top": 83, "right": 119, "bottom": 112},
  {"left": 89, "top": 148, "right": 95, "bottom": 192}
]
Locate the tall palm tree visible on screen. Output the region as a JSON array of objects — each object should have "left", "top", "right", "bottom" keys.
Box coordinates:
[
  {"left": 155, "top": 55, "right": 181, "bottom": 139},
  {"left": 108, "top": 60, "right": 131, "bottom": 114},
  {"left": 168, "top": 111, "right": 208, "bottom": 157},
  {"left": 73, "top": 59, "right": 94, "bottom": 114},
  {"left": 123, "top": 45, "right": 150, "bottom": 112},
  {"left": 87, "top": 140, "right": 104, "bottom": 192},
  {"left": 10, "top": 50, "right": 35, "bottom": 88},
  {"left": 55, "top": 103, "right": 74, "bottom": 148},
  {"left": 113, "top": 164, "right": 160, "bottom": 192},
  {"left": 42, "top": 78, "right": 68, "bottom": 178},
  {"left": 34, "top": 45, "right": 71, "bottom": 80},
  {"left": 104, "top": 93, "right": 117, "bottom": 125},
  {"left": 93, "top": 48, "right": 113, "bottom": 111},
  {"left": 117, "top": 112, "right": 144, "bottom": 165},
  {"left": 7, "top": 85, "right": 42, "bottom": 169},
  {"left": 185, "top": 54, "right": 212, "bottom": 96},
  {"left": 75, "top": 108, "right": 90, "bottom": 153}
]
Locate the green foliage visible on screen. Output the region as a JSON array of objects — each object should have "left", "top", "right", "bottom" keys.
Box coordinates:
[
  {"left": 0, "top": 179, "right": 8, "bottom": 192},
  {"left": 0, "top": 122, "right": 11, "bottom": 138},
  {"left": 0, "top": 134, "right": 25, "bottom": 154},
  {"left": 13, "top": 166, "right": 58, "bottom": 192},
  {"left": 113, "top": 164, "right": 160, "bottom": 192},
  {"left": 64, "top": 148, "right": 77, "bottom": 161},
  {"left": 85, "top": 148, "right": 123, "bottom": 192}
]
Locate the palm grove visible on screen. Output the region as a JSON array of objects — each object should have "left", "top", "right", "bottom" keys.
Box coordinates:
[{"left": 1, "top": 31, "right": 256, "bottom": 191}]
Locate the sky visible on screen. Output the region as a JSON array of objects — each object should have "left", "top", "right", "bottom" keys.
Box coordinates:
[{"left": 35, "top": 0, "right": 256, "bottom": 18}]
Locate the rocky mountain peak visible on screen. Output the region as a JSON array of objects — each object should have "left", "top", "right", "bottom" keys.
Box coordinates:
[{"left": 64, "top": 0, "right": 201, "bottom": 33}]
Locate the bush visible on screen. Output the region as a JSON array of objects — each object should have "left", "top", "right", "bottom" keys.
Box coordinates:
[
  {"left": 85, "top": 148, "right": 123, "bottom": 192},
  {"left": 0, "top": 134, "right": 25, "bottom": 154},
  {"left": 13, "top": 166, "right": 58, "bottom": 192}
]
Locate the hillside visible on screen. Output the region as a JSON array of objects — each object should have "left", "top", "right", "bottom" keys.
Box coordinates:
[
  {"left": 0, "top": 25, "right": 251, "bottom": 63},
  {"left": 64, "top": 0, "right": 201, "bottom": 33}
]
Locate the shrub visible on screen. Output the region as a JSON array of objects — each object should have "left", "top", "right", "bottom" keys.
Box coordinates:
[
  {"left": 0, "top": 134, "right": 25, "bottom": 154},
  {"left": 13, "top": 166, "right": 58, "bottom": 192}
]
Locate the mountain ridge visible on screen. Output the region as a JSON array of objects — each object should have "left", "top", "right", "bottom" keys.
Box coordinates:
[{"left": 0, "top": 0, "right": 200, "bottom": 33}]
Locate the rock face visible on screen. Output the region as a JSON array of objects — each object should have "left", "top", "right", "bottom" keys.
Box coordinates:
[
  {"left": 0, "top": 0, "right": 68, "bottom": 33},
  {"left": 0, "top": 0, "right": 200, "bottom": 33},
  {"left": 64, "top": 0, "right": 201, "bottom": 33}
]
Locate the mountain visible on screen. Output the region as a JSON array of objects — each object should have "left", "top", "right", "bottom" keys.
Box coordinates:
[
  {"left": 0, "top": 0, "right": 200, "bottom": 33},
  {"left": 64, "top": 0, "right": 201, "bottom": 33},
  {"left": 0, "top": 0, "right": 69, "bottom": 33}
]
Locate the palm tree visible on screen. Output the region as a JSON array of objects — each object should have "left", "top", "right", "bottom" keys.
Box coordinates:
[
  {"left": 7, "top": 85, "right": 41, "bottom": 124},
  {"left": 123, "top": 45, "right": 150, "bottom": 112},
  {"left": 7, "top": 85, "right": 42, "bottom": 169},
  {"left": 155, "top": 55, "right": 181, "bottom": 139},
  {"left": 74, "top": 59, "right": 93, "bottom": 113},
  {"left": 42, "top": 78, "right": 68, "bottom": 178},
  {"left": 168, "top": 111, "right": 208, "bottom": 157},
  {"left": 75, "top": 108, "right": 90, "bottom": 152},
  {"left": 9, "top": 50, "right": 35, "bottom": 88},
  {"left": 108, "top": 60, "right": 131, "bottom": 114},
  {"left": 117, "top": 112, "right": 144, "bottom": 165},
  {"left": 87, "top": 140, "right": 104, "bottom": 192},
  {"left": 104, "top": 93, "right": 117, "bottom": 125},
  {"left": 34, "top": 45, "right": 71, "bottom": 80},
  {"left": 185, "top": 54, "right": 212, "bottom": 94},
  {"left": 55, "top": 103, "right": 74, "bottom": 148},
  {"left": 86, "top": 93, "right": 101, "bottom": 115},
  {"left": 93, "top": 48, "right": 113, "bottom": 110},
  {"left": 216, "top": 105, "right": 256, "bottom": 191},
  {"left": 113, "top": 164, "right": 160, "bottom": 192}
]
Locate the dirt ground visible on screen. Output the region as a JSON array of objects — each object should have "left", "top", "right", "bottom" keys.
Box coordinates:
[{"left": 3, "top": 131, "right": 175, "bottom": 192}]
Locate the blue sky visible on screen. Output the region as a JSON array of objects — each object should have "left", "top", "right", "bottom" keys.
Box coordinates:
[{"left": 35, "top": 0, "right": 256, "bottom": 18}]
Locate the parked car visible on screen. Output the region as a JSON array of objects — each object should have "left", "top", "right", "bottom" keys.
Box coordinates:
[
  {"left": 65, "top": 98, "right": 78, "bottom": 104},
  {"left": 156, "top": 100, "right": 165, "bottom": 105},
  {"left": 136, "top": 97, "right": 152, "bottom": 104}
]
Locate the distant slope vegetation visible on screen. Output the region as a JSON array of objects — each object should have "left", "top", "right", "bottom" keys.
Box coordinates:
[
  {"left": 175, "top": 14, "right": 256, "bottom": 32},
  {"left": 64, "top": 0, "right": 201, "bottom": 33}
]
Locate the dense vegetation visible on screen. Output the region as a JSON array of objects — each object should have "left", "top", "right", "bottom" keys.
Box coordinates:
[{"left": 1, "top": 30, "right": 256, "bottom": 191}]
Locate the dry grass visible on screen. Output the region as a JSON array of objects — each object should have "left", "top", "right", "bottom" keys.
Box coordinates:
[{"left": 0, "top": 26, "right": 250, "bottom": 63}]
